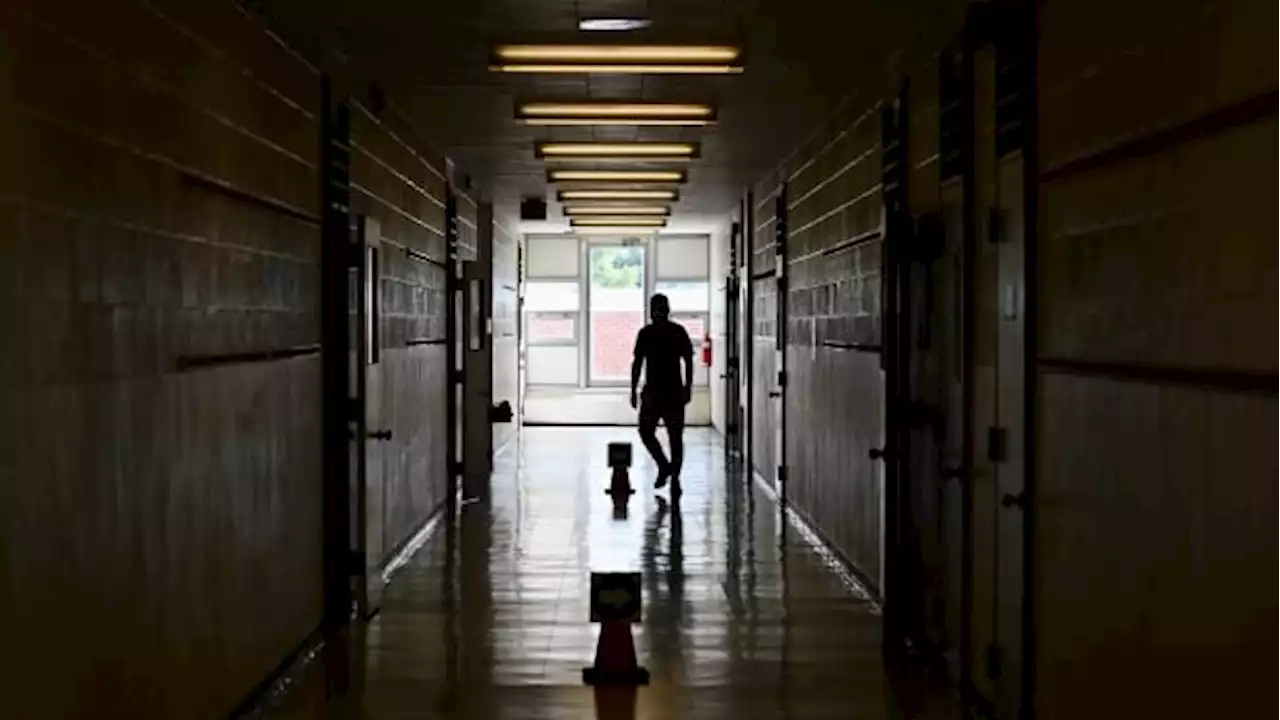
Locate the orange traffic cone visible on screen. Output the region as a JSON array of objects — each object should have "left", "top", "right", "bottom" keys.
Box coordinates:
[
  {"left": 606, "top": 466, "right": 634, "bottom": 498},
  {"left": 583, "top": 620, "right": 650, "bottom": 685}
]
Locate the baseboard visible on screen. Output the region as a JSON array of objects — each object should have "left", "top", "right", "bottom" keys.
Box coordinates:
[
  {"left": 749, "top": 469, "right": 884, "bottom": 609},
  {"left": 378, "top": 501, "right": 448, "bottom": 584},
  {"left": 228, "top": 624, "right": 326, "bottom": 719}
]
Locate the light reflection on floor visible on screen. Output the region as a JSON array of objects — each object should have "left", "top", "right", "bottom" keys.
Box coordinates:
[{"left": 262, "top": 427, "right": 955, "bottom": 719}]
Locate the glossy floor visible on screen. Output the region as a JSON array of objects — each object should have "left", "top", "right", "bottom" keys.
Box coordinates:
[{"left": 263, "top": 428, "right": 955, "bottom": 719}]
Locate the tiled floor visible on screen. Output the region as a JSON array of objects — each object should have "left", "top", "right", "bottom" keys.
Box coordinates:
[{"left": 264, "top": 428, "right": 954, "bottom": 719}]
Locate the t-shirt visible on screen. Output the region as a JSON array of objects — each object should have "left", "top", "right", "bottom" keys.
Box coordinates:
[{"left": 633, "top": 320, "right": 693, "bottom": 399}]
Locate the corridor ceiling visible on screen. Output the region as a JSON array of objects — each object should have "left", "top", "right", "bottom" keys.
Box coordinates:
[{"left": 258, "top": 0, "right": 919, "bottom": 233}]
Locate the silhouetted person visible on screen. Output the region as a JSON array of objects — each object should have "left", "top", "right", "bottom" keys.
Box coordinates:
[{"left": 630, "top": 293, "right": 693, "bottom": 493}]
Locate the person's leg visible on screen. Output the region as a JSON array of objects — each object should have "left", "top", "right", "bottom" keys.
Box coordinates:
[
  {"left": 664, "top": 403, "right": 686, "bottom": 486},
  {"left": 638, "top": 398, "right": 671, "bottom": 485}
]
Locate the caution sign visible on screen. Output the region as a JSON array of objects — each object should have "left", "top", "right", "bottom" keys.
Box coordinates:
[
  {"left": 607, "top": 442, "right": 632, "bottom": 468},
  {"left": 589, "top": 572, "right": 641, "bottom": 623}
]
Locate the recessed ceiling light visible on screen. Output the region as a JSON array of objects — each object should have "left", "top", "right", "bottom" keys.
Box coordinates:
[
  {"left": 563, "top": 205, "right": 670, "bottom": 216},
  {"left": 572, "top": 217, "right": 668, "bottom": 227},
  {"left": 537, "top": 142, "right": 698, "bottom": 158},
  {"left": 549, "top": 169, "right": 686, "bottom": 183},
  {"left": 558, "top": 189, "right": 678, "bottom": 201},
  {"left": 579, "top": 18, "right": 652, "bottom": 31}
]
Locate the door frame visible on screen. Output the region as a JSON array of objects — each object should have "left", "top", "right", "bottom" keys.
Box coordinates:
[{"left": 320, "top": 77, "right": 353, "bottom": 629}]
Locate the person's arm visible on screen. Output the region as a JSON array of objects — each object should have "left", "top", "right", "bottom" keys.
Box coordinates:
[
  {"left": 682, "top": 330, "right": 694, "bottom": 404},
  {"left": 630, "top": 328, "right": 645, "bottom": 408}
]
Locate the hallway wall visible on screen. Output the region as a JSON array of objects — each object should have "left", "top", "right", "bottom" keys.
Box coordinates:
[
  {"left": 348, "top": 101, "right": 461, "bottom": 559},
  {"left": 740, "top": 0, "right": 1276, "bottom": 715},
  {"left": 0, "top": 0, "right": 478, "bottom": 716},
  {"left": 0, "top": 0, "right": 323, "bottom": 715},
  {"left": 1033, "top": 0, "right": 1276, "bottom": 716}
]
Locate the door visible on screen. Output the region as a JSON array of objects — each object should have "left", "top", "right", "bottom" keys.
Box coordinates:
[
  {"left": 881, "top": 85, "right": 928, "bottom": 657},
  {"left": 989, "top": 9, "right": 1033, "bottom": 715},
  {"left": 771, "top": 189, "right": 788, "bottom": 508},
  {"left": 586, "top": 242, "right": 646, "bottom": 387},
  {"left": 723, "top": 221, "right": 743, "bottom": 459},
  {"left": 958, "top": 2, "right": 1033, "bottom": 712},
  {"left": 463, "top": 203, "right": 495, "bottom": 499},
  {"left": 351, "top": 215, "right": 388, "bottom": 619}
]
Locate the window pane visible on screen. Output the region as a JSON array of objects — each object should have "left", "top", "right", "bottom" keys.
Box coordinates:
[
  {"left": 655, "top": 280, "right": 710, "bottom": 312},
  {"left": 525, "top": 281, "right": 580, "bottom": 311},
  {"left": 589, "top": 245, "right": 645, "bottom": 383},
  {"left": 672, "top": 314, "right": 706, "bottom": 343},
  {"left": 527, "top": 313, "right": 576, "bottom": 343}
]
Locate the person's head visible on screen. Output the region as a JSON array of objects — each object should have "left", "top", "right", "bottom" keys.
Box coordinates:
[{"left": 649, "top": 293, "right": 670, "bottom": 321}]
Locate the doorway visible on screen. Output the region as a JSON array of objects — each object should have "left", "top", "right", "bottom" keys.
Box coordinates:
[{"left": 522, "top": 234, "right": 713, "bottom": 425}]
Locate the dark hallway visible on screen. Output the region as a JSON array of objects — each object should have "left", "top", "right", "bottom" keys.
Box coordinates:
[{"left": 0, "top": 0, "right": 1275, "bottom": 718}]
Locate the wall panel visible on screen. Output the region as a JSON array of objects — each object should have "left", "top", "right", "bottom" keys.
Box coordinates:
[
  {"left": 349, "top": 101, "right": 451, "bottom": 559},
  {"left": 1034, "top": 0, "right": 1277, "bottom": 715},
  {"left": 0, "top": 0, "right": 322, "bottom": 715}
]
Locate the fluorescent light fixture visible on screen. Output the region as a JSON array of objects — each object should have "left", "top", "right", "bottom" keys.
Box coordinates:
[
  {"left": 537, "top": 142, "right": 698, "bottom": 158},
  {"left": 497, "top": 45, "right": 739, "bottom": 62},
  {"left": 563, "top": 205, "right": 670, "bottom": 216},
  {"left": 579, "top": 18, "right": 651, "bottom": 31},
  {"left": 493, "top": 64, "right": 743, "bottom": 74},
  {"left": 491, "top": 44, "right": 743, "bottom": 75},
  {"left": 523, "top": 117, "right": 710, "bottom": 127},
  {"left": 520, "top": 102, "right": 713, "bottom": 118},
  {"left": 572, "top": 217, "right": 667, "bottom": 227},
  {"left": 549, "top": 169, "right": 686, "bottom": 183},
  {"left": 573, "top": 226, "right": 660, "bottom": 236},
  {"left": 558, "top": 189, "right": 678, "bottom": 201},
  {"left": 517, "top": 103, "right": 715, "bottom": 127}
]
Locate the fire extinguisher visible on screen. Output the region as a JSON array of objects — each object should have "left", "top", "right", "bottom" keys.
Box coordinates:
[{"left": 701, "top": 333, "right": 712, "bottom": 367}]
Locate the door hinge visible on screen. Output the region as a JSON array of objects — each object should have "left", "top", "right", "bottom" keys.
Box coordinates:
[
  {"left": 984, "top": 643, "right": 1004, "bottom": 680},
  {"left": 986, "top": 426, "right": 1007, "bottom": 463},
  {"left": 777, "top": 370, "right": 787, "bottom": 388},
  {"left": 777, "top": 465, "right": 787, "bottom": 484}
]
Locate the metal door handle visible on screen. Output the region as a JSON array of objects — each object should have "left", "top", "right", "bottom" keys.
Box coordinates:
[
  {"left": 768, "top": 391, "right": 781, "bottom": 398},
  {"left": 1001, "top": 492, "right": 1024, "bottom": 509},
  {"left": 869, "top": 447, "right": 890, "bottom": 461},
  {"left": 367, "top": 429, "right": 393, "bottom": 441},
  {"left": 941, "top": 465, "right": 964, "bottom": 481}
]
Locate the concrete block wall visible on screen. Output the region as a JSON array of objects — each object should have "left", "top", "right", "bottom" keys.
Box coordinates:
[
  {"left": 1033, "top": 0, "right": 1276, "bottom": 716},
  {"left": 349, "top": 100, "right": 455, "bottom": 561},
  {"left": 0, "top": 0, "right": 481, "bottom": 715},
  {"left": 0, "top": 0, "right": 323, "bottom": 715},
  {"left": 778, "top": 101, "right": 888, "bottom": 583}
]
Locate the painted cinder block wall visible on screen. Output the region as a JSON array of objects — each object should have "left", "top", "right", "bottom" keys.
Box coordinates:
[
  {"left": 740, "top": 0, "right": 1275, "bottom": 715},
  {"left": 0, "top": 0, "right": 471, "bottom": 715}
]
